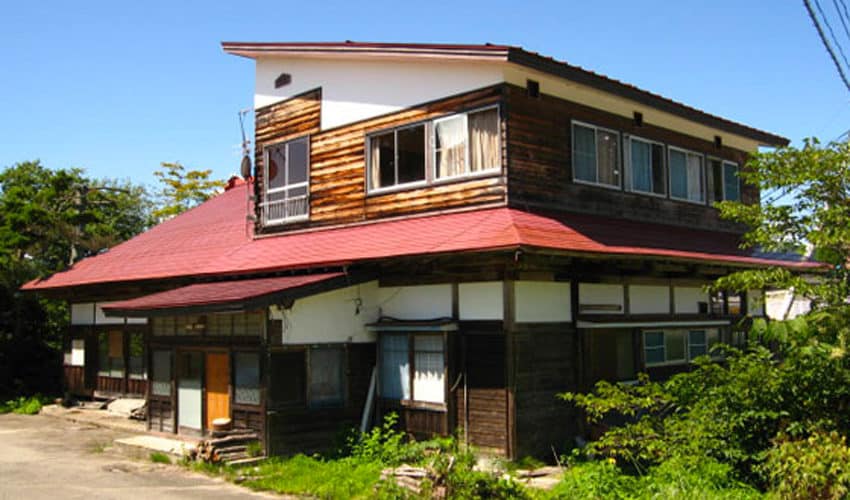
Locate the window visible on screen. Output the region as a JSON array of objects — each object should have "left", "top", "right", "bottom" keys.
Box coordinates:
[
  {"left": 309, "top": 347, "right": 345, "bottom": 407},
  {"left": 572, "top": 122, "right": 620, "bottom": 188},
  {"left": 669, "top": 148, "right": 704, "bottom": 202},
  {"left": 234, "top": 351, "right": 261, "bottom": 405},
  {"left": 644, "top": 328, "right": 720, "bottom": 366},
  {"left": 627, "top": 136, "right": 665, "bottom": 195},
  {"left": 151, "top": 350, "right": 172, "bottom": 396},
  {"left": 369, "top": 124, "right": 427, "bottom": 191},
  {"left": 128, "top": 332, "right": 145, "bottom": 380},
  {"left": 379, "top": 333, "right": 446, "bottom": 404},
  {"left": 263, "top": 136, "right": 309, "bottom": 225},
  {"left": 268, "top": 351, "right": 305, "bottom": 406},
  {"left": 367, "top": 107, "right": 500, "bottom": 193},
  {"left": 71, "top": 339, "right": 85, "bottom": 367},
  {"left": 98, "top": 331, "right": 124, "bottom": 378},
  {"left": 710, "top": 159, "right": 740, "bottom": 202}
]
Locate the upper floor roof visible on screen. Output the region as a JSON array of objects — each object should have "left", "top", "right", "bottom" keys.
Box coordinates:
[{"left": 222, "top": 41, "right": 788, "bottom": 149}]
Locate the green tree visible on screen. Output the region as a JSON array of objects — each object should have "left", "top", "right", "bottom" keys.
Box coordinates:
[
  {"left": 152, "top": 162, "right": 224, "bottom": 221},
  {"left": 0, "top": 160, "right": 151, "bottom": 397}
]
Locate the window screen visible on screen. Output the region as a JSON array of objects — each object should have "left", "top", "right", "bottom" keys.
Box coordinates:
[
  {"left": 234, "top": 352, "right": 261, "bottom": 405},
  {"left": 309, "top": 347, "right": 344, "bottom": 407}
]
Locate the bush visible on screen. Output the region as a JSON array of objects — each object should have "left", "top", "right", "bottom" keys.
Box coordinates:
[
  {"left": 762, "top": 431, "right": 850, "bottom": 500},
  {"left": 0, "top": 394, "right": 48, "bottom": 415},
  {"left": 150, "top": 452, "right": 172, "bottom": 464}
]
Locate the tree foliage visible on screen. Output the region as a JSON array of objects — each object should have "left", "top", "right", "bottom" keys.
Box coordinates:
[
  {"left": 0, "top": 160, "right": 151, "bottom": 397},
  {"left": 152, "top": 162, "right": 224, "bottom": 221}
]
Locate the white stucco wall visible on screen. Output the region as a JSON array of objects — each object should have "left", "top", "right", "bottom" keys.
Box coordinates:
[
  {"left": 70, "top": 301, "right": 147, "bottom": 325},
  {"left": 377, "top": 284, "right": 453, "bottom": 320},
  {"left": 255, "top": 57, "right": 504, "bottom": 130},
  {"left": 458, "top": 282, "right": 503, "bottom": 320},
  {"left": 578, "top": 283, "right": 625, "bottom": 315},
  {"left": 673, "top": 286, "right": 710, "bottom": 314},
  {"left": 628, "top": 285, "right": 670, "bottom": 314},
  {"left": 280, "top": 281, "right": 379, "bottom": 344},
  {"left": 515, "top": 281, "right": 571, "bottom": 323}
]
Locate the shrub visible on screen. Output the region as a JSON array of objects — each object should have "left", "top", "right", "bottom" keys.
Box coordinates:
[
  {"left": 762, "top": 431, "right": 850, "bottom": 500},
  {"left": 244, "top": 454, "right": 382, "bottom": 499},
  {"left": 0, "top": 394, "right": 48, "bottom": 415},
  {"left": 150, "top": 452, "right": 172, "bottom": 464}
]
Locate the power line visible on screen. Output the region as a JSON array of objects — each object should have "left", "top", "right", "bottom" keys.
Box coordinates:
[
  {"left": 832, "top": 0, "right": 850, "bottom": 44},
  {"left": 804, "top": 0, "right": 850, "bottom": 93},
  {"left": 838, "top": 0, "right": 850, "bottom": 37},
  {"left": 815, "top": 0, "right": 850, "bottom": 71}
]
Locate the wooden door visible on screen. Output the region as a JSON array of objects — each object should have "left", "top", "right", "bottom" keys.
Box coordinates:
[{"left": 205, "top": 352, "right": 230, "bottom": 430}]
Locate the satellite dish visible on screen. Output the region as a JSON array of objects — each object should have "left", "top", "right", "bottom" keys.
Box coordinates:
[{"left": 240, "top": 154, "right": 252, "bottom": 179}]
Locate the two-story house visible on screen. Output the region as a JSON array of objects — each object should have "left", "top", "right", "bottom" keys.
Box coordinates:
[{"left": 23, "top": 42, "right": 819, "bottom": 459}]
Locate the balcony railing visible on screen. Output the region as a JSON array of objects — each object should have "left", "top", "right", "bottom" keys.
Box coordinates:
[{"left": 261, "top": 187, "right": 309, "bottom": 226}]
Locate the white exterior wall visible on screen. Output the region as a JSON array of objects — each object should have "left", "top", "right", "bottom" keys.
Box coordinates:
[
  {"left": 255, "top": 57, "right": 504, "bottom": 130},
  {"left": 458, "top": 282, "right": 503, "bottom": 320},
  {"left": 70, "top": 302, "right": 147, "bottom": 325},
  {"left": 766, "top": 290, "right": 812, "bottom": 320},
  {"left": 673, "top": 286, "right": 710, "bottom": 314},
  {"left": 280, "top": 281, "right": 379, "bottom": 344},
  {"left": 515, "top": 281, "right": 571, "bottom": 323},
  {"left": 628, "top": 285, "right": 670, "bottom": 314},
  {"left": 377, "top": 284, "right": 453, "bottom": 320},
  {"left": 579, "top": 283, "right": 625, "bottom": 315}
]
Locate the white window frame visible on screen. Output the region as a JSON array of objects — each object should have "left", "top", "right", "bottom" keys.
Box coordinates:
[
  {"left": 643, "top": 328, "right": 722, "bottom": 367},
  {"left": 262, "top": 136, "right": 310, "bottom": 226},
  {"left": 365, "top": 105, "right": 501, "bottom": 195},
  {"left": 625, "top": 135, "right": 666, "bottom": 197},
  {"left": 709, "top": 157, "right": 741, "bottom": 202},
  {"left": 667, "top": 146, "right": 706, "bottom": 205},
  {"left": 378, "top": 332, "right": 447, "bottom": 407},
  {"left": 571, "top": 120, "right": 622, "bottom": 190}
]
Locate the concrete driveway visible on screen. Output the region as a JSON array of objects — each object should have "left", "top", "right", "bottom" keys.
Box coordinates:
[{"left": 0, "top": 413, "right": 274, "bottom": 499}]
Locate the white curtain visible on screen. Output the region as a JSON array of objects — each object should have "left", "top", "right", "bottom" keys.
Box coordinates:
[
  {"left": 468, "top": 109, "right": 499, "bottom": 172},
  {"left": 686, "top": 154, "right": 703, "bottom": 202},
  {"left": 380, "top": 334, "right": 410, "bottom": 400},
  {"left": 596, "top": 129, "right": 619, "bottom": 186},
  {"left": 412, "top": 336, "right": 445, "bottom": 404},
  {"left": 435, "top": 116, "right": 467, "bottom": 178}
]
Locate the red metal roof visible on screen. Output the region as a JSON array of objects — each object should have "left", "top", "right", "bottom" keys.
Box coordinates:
[
  {"left": 221, "top": 41, "right": 787, "bottom": 146},
  {"left": 101, "top": 273, "right": 343, "bottom": 314},
  {"left": 21, "top": 183, "right": 821, "bottom": 292}
]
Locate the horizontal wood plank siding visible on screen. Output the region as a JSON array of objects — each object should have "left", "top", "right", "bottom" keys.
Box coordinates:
[
  {"left": 255, "top": 86, "right": 508, "bottom": 234},
  {"left": 459, "top": 330, "right": 509, "bottom": 454},
  {"left": 63, "top": 365, "right": 86, "bottom": 396},
  {"left": 505, "top": 84, "right": 755, "bottom": 233}
]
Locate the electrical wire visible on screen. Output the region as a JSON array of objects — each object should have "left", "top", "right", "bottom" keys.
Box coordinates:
[
  {"left": 804, "top": 0, "right": 850, "bottom": 93},
  {"left": 832, "top": 0, "right": 850, "bottom": 43},
  {"left": 815, "top": 0, "right": 850, "bottom": 69}
]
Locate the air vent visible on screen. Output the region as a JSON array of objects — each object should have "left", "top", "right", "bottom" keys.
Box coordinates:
[
  {"left": 526, "top": 79, "right": 540, "bottom": 98},
  {"left": 633, "top": 111, "right": 643, "bottom": 127},
  {"left": 275, "top": 73, "right": 292, "bottom": 88}
]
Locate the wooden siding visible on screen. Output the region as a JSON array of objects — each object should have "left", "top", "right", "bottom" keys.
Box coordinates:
[
  {"left": 63, "top": 365, "right": 86, "bottom": 396},
  {"left": 504, "top": 84, "right": 756, "bottom": 233},
  {"left": 513, "top": 324, "right": 581, "bottom": 459},
  {"left": 254, "top": 85, "right": 507, "bottom": 234},
  {"left": 457, "top": 329, "right": 509, "bottom": 454}
]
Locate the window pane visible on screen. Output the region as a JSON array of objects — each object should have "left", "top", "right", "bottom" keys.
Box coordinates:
[
  {"left": 711, "top": 159, "right": 724, "bottom": 201},
  {"left": 596, "top": 129, "right": 620, "bottom": 186},
  {"left": 645, "top": 331, "right": 664, "bottom": 348},
  {"left": 413, "top": 336, "right": 445, "bottom": 403},
  {"left": 309, "top": 347, "right": 344, "bottom": 407},
  {"left": 688, "top": 330, "right": 706, "bottom": 345},
  {"left": 369, "top": 132, "right": 395, "bottom": 190},
  {"left": 645, "top": 347, "right": 665, "bottom": 365},
  {"left": 152, "top": 350, "right": 172, "bottom": 396},
  {"left": 724, "top": 163, "right": 740, "bottom": 201},
  {"left": 128, "top": 332, "right": 145, "bottom": 380},
  {"left": 630, "top": 139, "right": 652, "bottom": 193},
  {"left": 651, "top": 144, "right": 665, "bottom": 195},
  {"left": 397, "top": 125, "right": 426, "bottom": 184},
  {"left": 267, "top": 145, "right": 286, "bottom": 190},
  {"left": 665, "top": 330, "right": 686, "bottom": 361},
  {"left": 98, "top": 332, "right": 110, "bottom": 376},
  {"left": 287, "top": 139, "right": 309, "bottom": 185},
  {"left": 269, "top": 351, "right": 305, "bottom": 406},
  {"left": 469, "top": 108, "right": 500, "bottom": 172},
  {"left": 233, "top": 312, "right": 262, "bottom": 336},
  {"left": 235, "top": 352, "right": 261, "bottom": 405},
  {"left": 435, "top": 116, "right": 467, "bottom": 178},
  {"left": 380, "top": 334, "right": 410, "bottom": 400},
  {"left": 670, "top": 150, "right": 688, "bottom": 199},
  {"left": 686, "top": 153, "right": 704, "bottom": 202},
  {"left": 573, "top": 124, "right": 596, "bottom": 182},
  {"left": 707, "top": 329, "right": 720, "bottom": 351},
  {"left": 207, "top": 314, "right": 231, "bottom": 336}
]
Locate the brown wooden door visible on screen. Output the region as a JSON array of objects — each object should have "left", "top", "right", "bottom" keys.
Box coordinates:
[{"left": 205, "top": 352, "right": 230, "bottom": 430}]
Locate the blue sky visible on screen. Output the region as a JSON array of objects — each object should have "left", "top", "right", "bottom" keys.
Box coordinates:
[{"left": 1, "top": 0, "right": 847, "bottom": 187}]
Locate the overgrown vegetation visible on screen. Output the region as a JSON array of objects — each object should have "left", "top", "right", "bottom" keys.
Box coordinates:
[
  {"left": 0, "top": 394, "right": 49, "bottom": 415},
  {"left": 149, "top": 452, "right": 172, "bottom": 464}
]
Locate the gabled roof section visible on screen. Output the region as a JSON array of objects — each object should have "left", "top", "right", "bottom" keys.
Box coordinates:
[
  {"left": 221, "top": 40, "right": 788, "bottom": 147},
  {"left": 22, "top": 181, "right": 820, "bottom": 293}
]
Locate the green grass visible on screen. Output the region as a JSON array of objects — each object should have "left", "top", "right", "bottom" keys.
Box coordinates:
[
  {"left": 242, "top": 455, "right": 384, "bottom": 500},
  {"left": 89, "top": 440, "right": 110, "bottom": 454},
  {"left": 150, "top": 452, "right": 172, "bottom": 464}
]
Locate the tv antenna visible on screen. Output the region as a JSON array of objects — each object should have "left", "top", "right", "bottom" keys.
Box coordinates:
[{"left": 238, "top": 108, "right": 252, "bottom": 178}]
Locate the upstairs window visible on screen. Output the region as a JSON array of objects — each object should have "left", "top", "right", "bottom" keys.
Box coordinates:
[
  {"left": 572, "top": 122, "right": 620, "bottom": 188},
  {"left": 263, "top": 136, "right": 309, "bottom": 225},
  {"left": 367, "top": 106, "right": 500, "bottom": 193},
  {"left": 710, "top": 159, "right": 740, "bottom": 202},
  {"left": 627, "top": 136, "right": 666, "bottom": 196},
  {"left": 669, "top": 148, "right": 705, "bottom": 203},
  {"left": 369, "top": 124, "right": 427, "bottom": 191}
]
